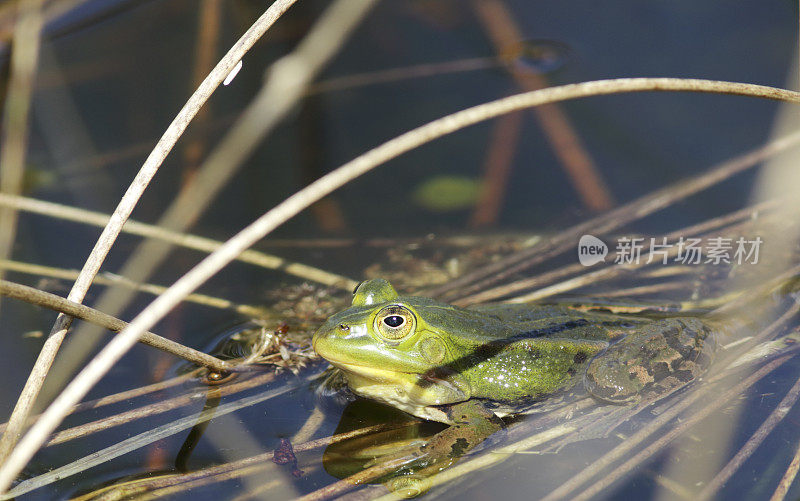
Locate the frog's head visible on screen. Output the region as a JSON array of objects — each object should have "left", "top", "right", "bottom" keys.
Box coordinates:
[{"left": 313, "top": 279, "right": 472, "bottom": 411}]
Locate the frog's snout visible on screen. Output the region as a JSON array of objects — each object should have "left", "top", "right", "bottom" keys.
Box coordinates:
[{"left": 312, "top": 321, "right": 348, "bottom": 357}]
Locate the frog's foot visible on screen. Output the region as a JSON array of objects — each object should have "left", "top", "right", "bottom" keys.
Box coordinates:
[
  {"left": 366, "top": 400, "right": 504, "bottom": 472},
  {"left": 584, "top": 317, "right": 716, "bottom": 403}
]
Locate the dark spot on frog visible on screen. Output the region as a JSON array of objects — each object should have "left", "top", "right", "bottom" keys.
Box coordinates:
[
  {"left": 650, "top": 361, "right": 672, "bottom": 382},
  {"left": 588, "top": 385, "right": 616, "bottom": 400},
  {"left": 573, "top": 351, "right": 588, "bottom": 364},
  {"left": 450, "top": 437, "right": 471, "bottom": 457},
  {"left": 673, "top": 369, "right": 697, "bottom": 383}
]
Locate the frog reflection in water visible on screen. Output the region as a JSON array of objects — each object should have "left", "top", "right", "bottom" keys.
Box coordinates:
[{"left": 313, "top": 279, "right": 715, "bottom": 471}]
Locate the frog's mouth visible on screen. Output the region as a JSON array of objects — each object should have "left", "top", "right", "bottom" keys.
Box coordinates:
[{"left": 326, "top": 360, "right": 415, "bottom": 386}]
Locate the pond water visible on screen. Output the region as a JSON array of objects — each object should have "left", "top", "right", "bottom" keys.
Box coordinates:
[{"left": 1, "top": 0, "right": 799, "bottom": 499}]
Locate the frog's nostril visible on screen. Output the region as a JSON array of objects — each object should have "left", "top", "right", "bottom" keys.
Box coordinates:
[{"left": 338, "top": 324, "right": 350, "bottom": 332}]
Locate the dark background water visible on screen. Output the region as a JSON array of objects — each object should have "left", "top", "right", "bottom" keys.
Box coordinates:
[{"left": 0, "top": 0, "right": 797, "bottom": 498}]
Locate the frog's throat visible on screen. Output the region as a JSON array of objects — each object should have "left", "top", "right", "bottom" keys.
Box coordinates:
[{"left": 329, "top": 360, "right": 470, "bottom": 419}]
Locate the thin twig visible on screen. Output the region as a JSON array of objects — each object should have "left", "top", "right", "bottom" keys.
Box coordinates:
[
  {"left": 308, "top": 56, "right": 500, "bottom": 95},
  {"left": 0, "top": 0, "right": 302, "bottom": 464},
  {"left": 2, "top": 76, "right": 800, "bottom": 491},
  {"left": 0, "top": 279, "right": 230, "bottom": 372}
]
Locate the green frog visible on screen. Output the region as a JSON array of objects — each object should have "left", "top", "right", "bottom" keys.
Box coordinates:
[{"left": 312, "top": 279, "right": 716, "bottom": 470}]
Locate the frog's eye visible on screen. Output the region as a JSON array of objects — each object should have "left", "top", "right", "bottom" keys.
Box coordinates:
[{"left": 375, "top": 305, "right": 416, "bottom": 342}]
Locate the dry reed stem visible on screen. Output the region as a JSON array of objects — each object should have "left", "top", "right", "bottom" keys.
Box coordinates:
[
  {"left": 0, "top": 0, "right": 301, "bottom": 463},
  {"left": 0, "top": 193, "right": 356, "bottom": 289},
  {"left": 3, "top": 381, "right": 302, "bottom": 499},
  {"left": 308, "top": 56, "right": 500, "bottom": 95},
  {"left": 0, "top": 279, "right": 230, "bottom": 372},
  {"left": 770, "top": 438, "right": 800, "bottom": 501},
  {"left": 45, "top": 370, "right": 281, "bottom": 447},
  {"left": 2, "top": 77, "right": 799, "bottom": 492},
  {"left": 0, "top": 0, "right": 44, "bottom": 283},
  {"left": 69, "top": 421, "right": 409, "bottom": 500},
  {"left": 504, "top": 202, "right": 782, "bottom": 304},
  {"left": 429, "top": 128, "right": 800, "bottom": 301},
  {"left": 0, "top": 258, "right": 269, "bottom": 317}
]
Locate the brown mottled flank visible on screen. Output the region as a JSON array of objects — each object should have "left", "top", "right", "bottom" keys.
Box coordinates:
[{"left": 583, "top": 318, "right": 715, "bottom": 403}]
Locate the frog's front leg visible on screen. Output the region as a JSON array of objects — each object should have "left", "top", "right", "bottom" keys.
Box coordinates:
[
  {"left": 371, "top": 399, "right": 504, "bottom": 471},
  {"left": 584, "top": 317, "right": 716, "bottom": 403}
]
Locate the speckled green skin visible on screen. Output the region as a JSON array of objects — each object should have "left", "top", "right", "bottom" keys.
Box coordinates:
[{"left": 312, "top": 279, "right": 710, "bottom": 423}]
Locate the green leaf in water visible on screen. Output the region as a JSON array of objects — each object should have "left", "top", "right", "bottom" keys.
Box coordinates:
[{"left": 412, "top": 175, "right": 482, "bottom": 212}]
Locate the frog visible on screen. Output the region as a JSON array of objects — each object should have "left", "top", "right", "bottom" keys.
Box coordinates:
[{"left": 312, "top": 278, "right": 716, "bottom": 471}]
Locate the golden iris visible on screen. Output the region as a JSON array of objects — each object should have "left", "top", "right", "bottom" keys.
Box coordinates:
[{"left": 375, "top": 305, "right": 416, "bottom": 342}]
